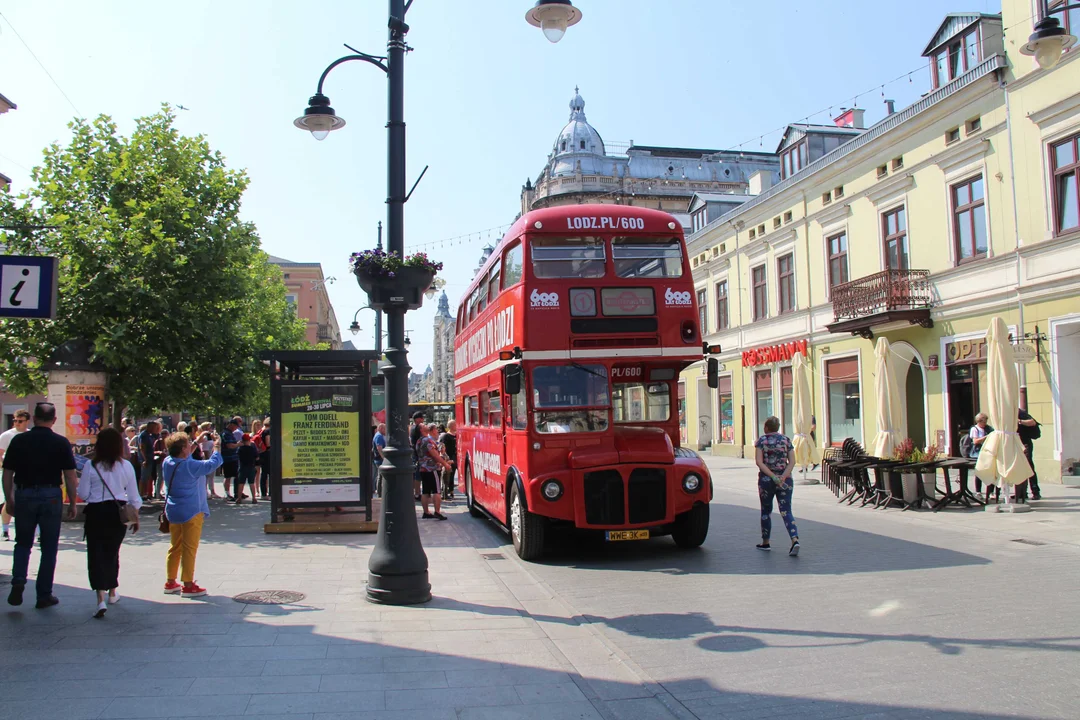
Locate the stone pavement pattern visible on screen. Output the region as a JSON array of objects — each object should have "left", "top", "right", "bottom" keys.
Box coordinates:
[{"left": 0, "top": 456, "right": 1076, "bottom": 719}]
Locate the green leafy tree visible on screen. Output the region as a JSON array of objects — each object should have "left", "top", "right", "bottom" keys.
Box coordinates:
[{"left": 0, "top": 105, "right": 307, "bottom": 419}]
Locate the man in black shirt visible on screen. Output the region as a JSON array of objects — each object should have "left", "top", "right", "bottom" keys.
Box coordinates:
[
  {"left": 1017, "top": 409, "right": 1042, "bottom": 501},
  {"left": 2, "top": 402, "right": 77, "bottom": 608}
]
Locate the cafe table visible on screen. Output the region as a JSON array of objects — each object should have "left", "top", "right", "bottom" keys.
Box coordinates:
[{"left": 931, "top": 457, "right": 983, "bottom": 511}]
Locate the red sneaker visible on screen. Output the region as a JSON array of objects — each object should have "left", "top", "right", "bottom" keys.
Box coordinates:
[
  {"left": 164, "top": 580, "right": 182, "bottom": 595},
  {"left": 181, "top": 583, "right": 207, "bottom": 598}
]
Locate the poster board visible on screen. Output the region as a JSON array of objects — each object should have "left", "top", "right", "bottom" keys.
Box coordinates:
[
  {"left": 64, "top": 384, "right": 106, "bottom": 445},
  {"left": 278, "top": 382, "right": 366, "bottom": 506}
]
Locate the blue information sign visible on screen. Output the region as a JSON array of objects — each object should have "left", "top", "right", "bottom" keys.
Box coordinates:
[{"left": 0, "top": 255, "right": 58, "bottom": 319}]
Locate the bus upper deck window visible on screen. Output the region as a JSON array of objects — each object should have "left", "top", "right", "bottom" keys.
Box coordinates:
[
  {"left": 531, "top": 236, "right": 606, "bottom": 278},
  {"left": 612, "top": 237, "right": 683, "bottom": 278},
  {"left": 503, "top": 242, "right": 523, "bottom": 288}
]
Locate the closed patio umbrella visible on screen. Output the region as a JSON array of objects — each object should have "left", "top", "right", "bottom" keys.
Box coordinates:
[
  {"left": 871, "top": 337, "right": 903, "bottom": 460},
  {"left": 791, "top": 351, "right": 819, "bottom": 474},
  {"left": 975, "top": 317, "right": 1032, "bottom": 497}
]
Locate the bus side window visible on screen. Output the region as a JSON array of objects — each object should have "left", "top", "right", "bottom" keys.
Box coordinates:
[
  {"left": 489, "top": 390, "right": 502, "bottom": 427},
  {"left": 487, "top": 259, "right": 501, "bottom": 302},
  {"left": 477, "top": 272, "right": 489, "bottom": 311},
  {"left": 503, "top": 241, "right": 523, "bottom": 288},
  {"left": 468, "top": 395, "right": 479, "bottom": 425},
  {"left": 479, "top": 391, "right": 490, "bottom": 427},
  {"left": 511, "top": 391, "right": 527, "bottom": 430}
]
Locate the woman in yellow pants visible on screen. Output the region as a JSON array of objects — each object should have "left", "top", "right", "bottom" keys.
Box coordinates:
[{"left": 161, "top": 432, "right": 222, "bottom": 598}]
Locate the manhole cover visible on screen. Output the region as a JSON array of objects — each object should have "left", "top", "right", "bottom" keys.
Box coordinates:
[
  {"left": 1011, "top": 538, "right": 1048, "bottom": 547},
  {"left": 232, "top": 590, "right": 306, "bottom": 605},
  {"left": 481, "top": 553, "right": 506, "bottom": 560}
]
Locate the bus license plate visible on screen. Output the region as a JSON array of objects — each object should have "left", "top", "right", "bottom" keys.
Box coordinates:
[{"left": 606, "top": 530, "right": 650, "bottom": 542}]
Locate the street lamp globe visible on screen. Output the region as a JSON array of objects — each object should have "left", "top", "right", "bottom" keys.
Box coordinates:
[
  {"left": 1020, "top": 15, "right": 1077, "bottom": 70},
  {"left": 349, "top": 321, "right": 361, "bottom": 336},
  {"left": 294, "top": 93, "right": 346, "bottom": 140},
  {"left": 525, "top": 0, "right": 582, "bottom": 43}
]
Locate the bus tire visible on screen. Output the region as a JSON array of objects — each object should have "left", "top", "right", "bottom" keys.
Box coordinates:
[
  {"left": 671, "top": 502, "right": 709, "bottom": 549},
  {"left": 464, "top": 463, "right": 484, "bottom": 518},
  {"left": 510, "top": 483, "right": 545, "bottom": 561}
]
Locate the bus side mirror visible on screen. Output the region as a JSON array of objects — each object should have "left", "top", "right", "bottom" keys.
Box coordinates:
[
  {"left": 503, "top": 364, "right": 522, "bottom": 395},
  {"left": 706, "top": 358, "right": 719, "bottom": 389}
]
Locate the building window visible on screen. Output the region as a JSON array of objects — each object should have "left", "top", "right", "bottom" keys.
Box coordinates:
[
  {"left": 892, "top": 157, "right": 904, "bottom": 171},
  {"left": 755, "top": 369, "right": 773, "bottom": 436},
  {"left": 777, "top": 254, "right": 795, "bottom": 314},
  {"left": 697, "top": 288, "right": 708, "bottom": 333},
  {"left": 752, "top": 265, "right": 768, "bottom": 320},
  {"left": 834, "top": 186, "right": 844, "bottom": 199},
  {"left": 825, "top": 357, "right": 861, "bottom": 444},
  {"left": 285, "top": 294, "right": 298, "bottom": 314},
  {"left": 823, "top": 191, "right": 832, "bottom": 205},
  {"left": 580, "top": 140, "right": 586, "bottom": 150},
  {"left": 781, "top": 366, "right": 794, "bottom": 439},
  {"left": 1051, "top": 1, "right": 1080, "bottom": 42},
  {"left": 827, "top": 232, "right": 849, "bottom": 292},
  {"left": 783, "top": 211, "right": 793, "bottom": 224},
  {"left": 932, "top": 29, "right": 980, "bottom": 89},
  {"left": 953, "top": 175, "right": 987, "bottom": 262},
  {"left": 882, "top": 207, "right": 909, "bottom": 270},
  {"left": 877, "top": 164, "right": 889, "bottom": 180},
  {"left": 966, "top": 117, "right": 982, "bottom": 134},
  {"left": 749, "top": 228, "right": 756, "bottom": 240},
  {"left": 773, "top": 217, "right": 782, "bottom": 230},
  {"left": 1051, "top": 134, "right": 1080, "bottom": 235},
  {"left": 758, "top": 224, "right": 766, "bottom": 236},
  {"left": 946, "top": 127, "right": 961, "bottom": 145},
  {"left": 718, "top": 376, "right": 733, "bottom": 443},
  {"left": 715, "top": 280, "right": 729, "bottom": 330}
]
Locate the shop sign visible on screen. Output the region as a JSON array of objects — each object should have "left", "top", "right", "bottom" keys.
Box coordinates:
[
  {"left": 945, "top": 338, "right": 988, "bottom": 365},
  {"left": 742, "top": 339, "right": 809, "bottom": 367},
  {"left": 1012, "top": 344, "right": 1036, "bottom": 363}
]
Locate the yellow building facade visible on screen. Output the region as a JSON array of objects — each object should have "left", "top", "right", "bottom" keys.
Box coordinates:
[{"left": 681, "top": 3, "right": 1080, "bottom": 485}]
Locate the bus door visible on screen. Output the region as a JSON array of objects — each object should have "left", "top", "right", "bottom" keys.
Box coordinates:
[{"left": 502, "top": 363, "right": 527, "bottom": 503}]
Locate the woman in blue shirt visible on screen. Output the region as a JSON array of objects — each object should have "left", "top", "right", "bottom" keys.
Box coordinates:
[{"left": 162, "top": 432, "right": 222, "bottom": 598}]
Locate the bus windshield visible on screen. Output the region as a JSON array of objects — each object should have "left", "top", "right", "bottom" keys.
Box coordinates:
[
  {"left": 612, "top": 236, "right": 683, "bottom": 278},
  {"left": 532, "top": 364, "right": 610, "bottom": 434},
  {"left": 530, "top": 237, "right": 606, "bottom": 278},
  {"left": 612, "top": 382, "right": 671, "bottom": 423}
]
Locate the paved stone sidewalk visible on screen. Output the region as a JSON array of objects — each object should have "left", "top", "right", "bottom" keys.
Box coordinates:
[{"left": 0, "top": 496, "right": 684, "bottom": 720}]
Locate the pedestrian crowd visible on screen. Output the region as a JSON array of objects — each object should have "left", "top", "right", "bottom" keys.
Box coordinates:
[{"left": 1, "top": 408, "right": 270, "bottom": 617}]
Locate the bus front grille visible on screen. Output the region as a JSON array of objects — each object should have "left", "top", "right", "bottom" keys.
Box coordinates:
[
  {"left": 628, "top": 469, "right": 667, "bottom": 524},
  {"left": 583, "top": 470, "right": 625, "bottom": 525}
]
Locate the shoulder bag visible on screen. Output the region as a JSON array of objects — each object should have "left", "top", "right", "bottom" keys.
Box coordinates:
[
  {"left": 158, "top": 463, "right": 178, "bottom": 533},
  {"left": 92, "top": 462, "right": 140, "bottom": 526}
]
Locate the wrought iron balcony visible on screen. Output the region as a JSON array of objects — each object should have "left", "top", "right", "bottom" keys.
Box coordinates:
[{"left": 825, "top": 269, "right": 933, "bottom": 339}]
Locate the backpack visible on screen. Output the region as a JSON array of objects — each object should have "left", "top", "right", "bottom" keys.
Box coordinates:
[{"left": 959, "top": 433, "right": 973, "bottom": 458}]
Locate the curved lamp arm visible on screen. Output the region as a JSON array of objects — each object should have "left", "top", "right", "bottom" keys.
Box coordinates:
[{"left": 317, "top": 52, "right": 388, "bottom": 94}]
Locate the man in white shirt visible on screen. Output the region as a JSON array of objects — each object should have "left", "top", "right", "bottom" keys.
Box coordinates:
[{"left": 0, "top": 410, "right": 31, "bottom": 540}]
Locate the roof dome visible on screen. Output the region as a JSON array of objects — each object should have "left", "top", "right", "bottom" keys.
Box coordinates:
[{"left": 552, "top": 86, "right": 605, "bottom": 159}]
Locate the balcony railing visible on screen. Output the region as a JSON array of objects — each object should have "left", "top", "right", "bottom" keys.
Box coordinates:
[{"left": 831, "top": 269, "right": 932, "bottom": 322}]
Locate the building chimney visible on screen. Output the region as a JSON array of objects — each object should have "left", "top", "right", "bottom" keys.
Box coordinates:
[
  {"left": 748, "top": 170, "right": 773, "bottom": 196},
  {"left": 884, "top": 99, "right": 896, "bottom": 115},
  {"left": 833, "top": 107, "right": 866, "bottom": 129}
]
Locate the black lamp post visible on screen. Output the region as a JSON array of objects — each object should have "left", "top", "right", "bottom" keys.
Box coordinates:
[
  {"left": 1020, "top": 2, "right": 1078, "bottom": 69},
  {"left": 295, "top": 0, "right": 582, "bottom": 606}
]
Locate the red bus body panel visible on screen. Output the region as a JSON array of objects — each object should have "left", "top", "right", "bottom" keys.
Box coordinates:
[{"left": 454, "top": 205, "right": 712, "bottom": 533}]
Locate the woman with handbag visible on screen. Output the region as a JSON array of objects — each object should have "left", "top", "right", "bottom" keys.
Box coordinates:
[
  {"left": 77, "top": 427, "right": 142, "bottom": 619},
  {"left": 162, "top": 431, "right": 221, "bottom": 598}
]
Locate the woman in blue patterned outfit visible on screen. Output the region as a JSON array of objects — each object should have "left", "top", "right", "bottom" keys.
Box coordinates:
[{"left": 754, "top": 416, "right": 800, "bottom": 556}]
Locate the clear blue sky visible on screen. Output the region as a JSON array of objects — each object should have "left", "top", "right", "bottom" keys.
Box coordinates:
[{"left": 0, "top": 0, "right": 1001, "bottom": 371}]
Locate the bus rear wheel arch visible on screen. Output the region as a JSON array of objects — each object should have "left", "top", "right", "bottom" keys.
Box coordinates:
[{"left": 463, "top": 461, "right": 484, "bottom": 518}]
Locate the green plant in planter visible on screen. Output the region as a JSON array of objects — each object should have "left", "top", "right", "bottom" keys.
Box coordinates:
[
  {"left": 892, "top": 438, "right": 940, "bottom": 464},
  {"left": 349, "top": 249, "right": 444, "bottom": 310}
]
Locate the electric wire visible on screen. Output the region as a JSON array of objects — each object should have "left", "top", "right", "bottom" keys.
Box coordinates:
[{"left": 0, "top": 10, "right": 82, "bottom": 117}]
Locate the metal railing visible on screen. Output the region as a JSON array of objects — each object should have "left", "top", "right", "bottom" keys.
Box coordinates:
[{"left": 831, "top": 269, "right": 932, "bottom": 321}]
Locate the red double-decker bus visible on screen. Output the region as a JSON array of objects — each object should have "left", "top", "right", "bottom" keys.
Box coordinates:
[{"left": 453, "top": 204, "right": 717, "bottom": 560}]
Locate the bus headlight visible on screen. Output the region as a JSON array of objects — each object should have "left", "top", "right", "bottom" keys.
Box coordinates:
[
  {"left": 682, "top": 473, "right": 703, "bottom": 494},
  {"left": 541, "top": 480, "right": 564, "bottom": 501}
]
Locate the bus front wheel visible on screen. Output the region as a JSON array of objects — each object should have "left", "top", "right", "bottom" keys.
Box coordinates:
[
  {"left": 464, "top": 464, "right": 484, "bottom": 518},
  {"left": 671, "top": 502, "right": 710, "bottom": 549},
  {"left": 510, "top": 483, "right": 545, "bottom": 561}
]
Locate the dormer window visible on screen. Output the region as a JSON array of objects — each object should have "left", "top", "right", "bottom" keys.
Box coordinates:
[
  {"left": 561, "top": 141, "right": 566, "bottom": 151},
  {"left": 580, "top": 140, "right": 586, "bottom": 150},
  {"left": 930, "top": 25, "right": 981, "bottom": 89}
]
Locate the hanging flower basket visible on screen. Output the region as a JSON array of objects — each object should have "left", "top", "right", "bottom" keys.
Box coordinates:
[{"left": 349, "top": 249, "right": 443, "bottom": 311}]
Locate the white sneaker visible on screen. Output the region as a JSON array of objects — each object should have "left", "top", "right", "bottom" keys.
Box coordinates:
[
  {"left": 94, "top": 601, "right": 107, "bottom": 619},
  {"left": 108, "top": 592, "right": 120, "bottom": 605}
]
